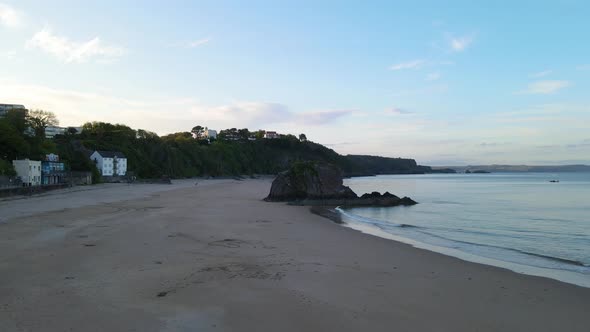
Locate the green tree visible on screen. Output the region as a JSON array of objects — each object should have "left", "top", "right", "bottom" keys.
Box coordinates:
[
  {"left": 254, "top": 130, "right": 265, "bottom": 139},
  {"left": 4, "top": 109, "right": 28, "bottom": 133},
  {"left": 0, "top": 159, "right": 17, "bottom": 176},
  {"left": 191, "top": 125, "right": 204, "bottom": 139},
  {"left": 238, "top": 128, "right": 251, "bottom": 140},
  {"left": 27, "top": 109, "right": 59, "bottom": 137},
  {"left": 299, "top": 133, "right": 307, "bottom": 141},
  {"left": 0, "top": 119, "right": 30, "bottom": 160}
]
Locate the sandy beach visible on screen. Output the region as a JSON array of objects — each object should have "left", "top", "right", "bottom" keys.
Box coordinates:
[{"left": 1, "top": 179, "right": 589, "bottom": 332}]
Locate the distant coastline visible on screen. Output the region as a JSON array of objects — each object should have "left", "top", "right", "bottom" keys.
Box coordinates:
[{"left": 432, "top": 164, "right": 590, "bottom": 173}]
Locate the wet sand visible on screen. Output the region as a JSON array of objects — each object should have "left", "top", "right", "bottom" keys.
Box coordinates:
[{"left": 0, "top": 179, "right": 589, "bottom": 331}]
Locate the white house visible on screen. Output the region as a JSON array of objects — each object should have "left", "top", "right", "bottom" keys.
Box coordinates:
[
  {"left": 12, "top": 159, "right": 42, "bottom": 186},
  {"left": 192, "top": 128, "right": 217, "bottom": 140},
  {"left": 264, "top": 131, "right": 280, "bottom": 139},
  {"left": 90, "top": 151, "right": 127, "bottom": 177},
  {"left": 204, "top": 129, "right": 217, "bottom": 140}
]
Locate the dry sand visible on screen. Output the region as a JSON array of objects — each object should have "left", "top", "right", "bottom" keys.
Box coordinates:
[{"left": 0, "top": 179, "right": 589, "bottom": 331}]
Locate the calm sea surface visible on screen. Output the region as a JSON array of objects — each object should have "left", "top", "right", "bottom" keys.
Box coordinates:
[{"left": 342, "top": 173, "right": 590, "bottom": 287}]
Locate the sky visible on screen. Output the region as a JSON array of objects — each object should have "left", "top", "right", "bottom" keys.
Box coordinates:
[{"left": 1, "top": 0, "right": 589, "bottom": 165}]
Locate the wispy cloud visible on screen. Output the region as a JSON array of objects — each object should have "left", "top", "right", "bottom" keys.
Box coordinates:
[
  {"left": 0, "top": 3, "right": 23, "bottom": 28},
  {"left": 297, "top": 110, "right": 353, "bottom": 125},
  {"left": 530, "top": 70, "right": 552, "bottom": 78},
  {"left": 0, "top": 81, "right": 354, "bottom": 134},
  {"left": 577, "top": 64, "right": 590, "bottom": 71},
  {"left": 449, "top": 33, "right": 475, "bottom": 52},
  {"left": 426, "top": 72, "right": 441, "bottom": 81},
  {"left": 389, "top": 59, "right": 426, "bottom": 71},
  {"left": 518, "top": 80, "right": 571, "bottom": 95},
  {"left": 27, "top": 28, "right": 126, "bottom": 63},
  {"left": 186, "top": 37, "right": 211, "bottom": 48},
  {"left": 385, "top": 107, "right": 413, "bottom": 115}
]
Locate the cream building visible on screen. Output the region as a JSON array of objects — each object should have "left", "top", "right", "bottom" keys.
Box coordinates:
[{"left": 12, "top": 159, "right": 42, "bottom": 186}]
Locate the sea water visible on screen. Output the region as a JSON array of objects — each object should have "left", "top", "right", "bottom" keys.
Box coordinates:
[{"left": 341, "top": 173, "right": 590, "bottom": 287}]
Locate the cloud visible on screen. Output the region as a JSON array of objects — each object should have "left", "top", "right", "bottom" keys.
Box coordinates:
[
  {"left": 204, "top": 102, "right": 292, "bottom": 125},
  {"left": 297, "top": 110, "right": 353, "bottom": 125},
  {"left": 577, "top": 64, "right": 590, "bottom": 71},
  {"left": 27, "top": 28, "right": 126, "bottom": 63},
  {"left": 426, "top": 72, "right": 441, "bottom": 81},
  {"left": 518, "top": 80, "right": 571, "bottom": 95},
  {"left": 389, "top": 59, "right": 426, "bottom": 71},
  {"left": 186, "top": 38, "right": 211, "bottom": 48},
  {"left": 0, "top": 81, "right": 353, "bottom": 134},
  {"left": 385, "top": 107, "right": 413, "bottom": 115},
  {"left": 530, "top": 70, "right": 552, "bottom": 78},
  {"left": 449, "top": 33, "right": 475, "bottom": 52},
  {"left": 199, "top": 103, "right": 353, "bottom": 126},
  {"left": 0, "top": 3, "right": 22, "bottom": 28}
]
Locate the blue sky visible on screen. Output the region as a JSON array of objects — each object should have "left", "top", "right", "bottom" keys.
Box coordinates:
[{"left": 1, "top": 0, "right": 589, "bottom": 165}]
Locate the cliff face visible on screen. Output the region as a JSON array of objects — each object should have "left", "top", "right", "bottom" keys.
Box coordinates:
[
  {"left": 265, "top": 162, "right": 418, "bottom": 207},
  {"left": 342, "top": 155, "right": 436, "bottom": 176}
]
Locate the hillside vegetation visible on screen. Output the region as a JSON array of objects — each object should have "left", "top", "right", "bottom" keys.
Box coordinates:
[{"left": 1, "top": 109, "right": 435, "bottom": 179}]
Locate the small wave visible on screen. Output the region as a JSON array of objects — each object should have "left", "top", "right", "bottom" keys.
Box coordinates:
[
  {"left": 336, "top": 208, "right": 590, "bottom": 270},
  {"left": 336, "top": 207, "right": 423, "bottom": 230},
  {"left": 514, "top": 250, "right": 588, "bottom": 267}
]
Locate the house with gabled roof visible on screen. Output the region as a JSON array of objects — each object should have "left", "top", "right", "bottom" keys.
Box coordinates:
[{"left": 90, "top": 150, "right": 127, "bottom": 176}]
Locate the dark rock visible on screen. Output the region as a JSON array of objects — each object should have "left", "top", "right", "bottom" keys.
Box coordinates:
[
  {"left": 382, "top": 191, "right": 398, "bottom": 199},
  {"left": 266, "top": 162, "right": 417, "bottom": 207},
  {"left": 361, "top": 191, "right": 382, "bottom": 199},
  {"left": 265, "top": 162, "right": 357, "bottom": 201},
  {"left": 400, "top": 197, "right": 418, "bottom": 205}
]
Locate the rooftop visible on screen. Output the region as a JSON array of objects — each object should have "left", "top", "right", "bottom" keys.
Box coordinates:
[{"left": 95, "top": 150, "right": 126, "bottom": 158}]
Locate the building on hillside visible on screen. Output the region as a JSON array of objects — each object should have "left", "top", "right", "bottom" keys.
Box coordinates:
[
  {"left": 192, "top": 128, "right": 217, "bottom": 140},
  {"left": 0, "top": 104, "right": 26, "bottom": 117},
  {"left": 41, "top": 154, "right": 66, "bottom": 185},
  {"left": 44, "top": 126, "right": 66, "bottom": 139},
  {"left": 45, "top": 126, "right": 83, "bottom": 139},
  {"left": 264, "top": 131, "right": 280, "bottom": 139},
  {"left": 203, "top": 129, "right": 217, "bottom": 140},
  {"left": 12, "top": 159, "right": 42, "bottom": 186},
  {"left": 90, "top": 151, "right": 127, "bottom": 177}
]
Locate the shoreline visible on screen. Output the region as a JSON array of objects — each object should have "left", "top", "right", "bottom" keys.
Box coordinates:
[
  {"left": 312, "top": 206, "right": 590, "bottom": 288},
  {"left": 1, "top": 179, "right": 589, "bottom": 331}
]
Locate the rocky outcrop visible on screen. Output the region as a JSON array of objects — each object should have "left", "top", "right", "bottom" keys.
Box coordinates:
[
  {"left": 265, "top": 162, "right": 417, "bottom": 207},
  {"left": 265, "top": 162, "right": 357, "bottom": 201},
  {"left": 357, "top": 191, "right": 418, "bottom": 206}
]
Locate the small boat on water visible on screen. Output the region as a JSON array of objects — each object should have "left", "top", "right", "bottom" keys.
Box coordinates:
[{"left": 549, "top": 180, "right": 559, "bottom": 183}]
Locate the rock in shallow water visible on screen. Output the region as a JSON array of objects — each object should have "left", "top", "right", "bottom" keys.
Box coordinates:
[{"left": 265, "top": 162, "right": 417, "bottom": 207}]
